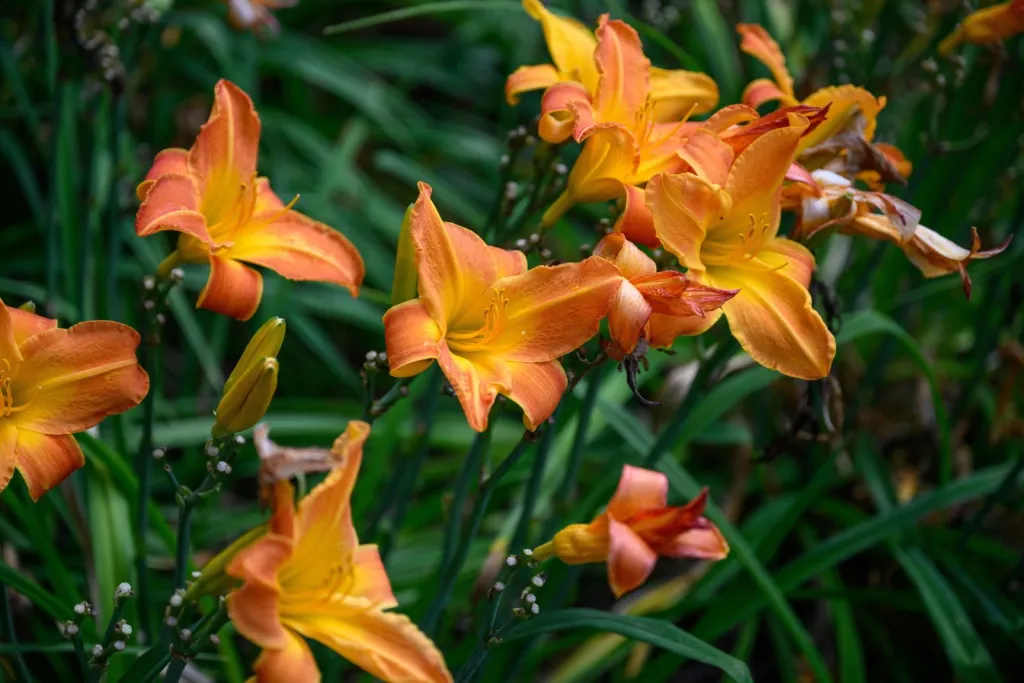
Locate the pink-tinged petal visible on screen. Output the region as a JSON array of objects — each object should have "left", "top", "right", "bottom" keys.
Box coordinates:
[
  {"left": 592, "top": 16, "right": 650, "bottom": 126},
  {"left": 592, "top": 234, "right": 657, "bottom": 280},
  {"left": 785, "top": 162, "right": 817, "bottom": 190},
  {"left": 227, "top": 209, "right": 364, "bottom": 296},
  {"left": 487, "top": 257, "right": 621, "bottom": 362},
  {"left": 8, "top": 307, "right": 58, "bottom": 347},
  {"left": 197, "top": 255, "right": 263, "bottom": 321},
  {"left": 13, "top": 431, "right": 83, "bottom": 501},
  {"left": 607, "top": 465, "right": 668, "bottom": 521},
  {"left": 11, "top": 321, "right": 148, "bottom": 435},
  {"left": 736, "top": 24, "right": 795, "bottom": 102},
  {"left": 538, "top": 81, "right": 591, "bottom": 144},
  {"left": 251, "top": 629, "right": 321, "bottom": 683},
  {"left": 646, "top": 307, "right": 724, "bottom": 348},
  {"left": 662, "top": 525, "right": 730, "bottom": 560},
  {"left": 436, "top": 347, "right": 511, "bottom": 433},
  {"left": 135, "top": 173, "right": 211, "bottom": 243},
  {"left": 742, "top": 78, "right": 793, "bottom": 109},
  {"left": 505, "top": 64, "right": 561, "bottom": 105},
  {"left": 644, "top": 268, "right": 727, "bottom": 346},
  {"left": 505, "top": 360, "right": 567, "bottom": 430},
  {"left": 709, "top": 262, "right": 835, "bottom": 380},
  {"left": 648, "top": 67, "right": 719, "bottom": 121},
  {"left": 607, "top": 518, "right": 658, "bottom": 598},
  {"left": 226, "top": 534, "right": 293, "bottom": 649},
  {"left": 136, "top": 148, "right": 190, "bottom": 200},
  {"left": 647, "top": 172, "right": 727, "bottom": 272},
  {"left": 701, "top": 104, "right": 759, "bottom": 134},
  {"left": 0, "top": 423, "right": 16, "bottom": 494},
  {"left": 188, "top": 79, "right": 261, "bottom": 195},
  {"left": 901, "top": 226, "right": 1011, "bottom": 300},
  {"left": 285, "top": 600, "right": 453, "bottom": 683},
  {"left": 677, "top": 129, "right": 735, "bottom": 187},
  {"left": 383, "top": 299, "right": 443, "bottom": 379},
  {"left": 523, "top": 0, "right": 599, "bottom": 93},
  {"left": 351, "top": 545, "right": 398, "bottom": 609},
  {"left": 614, "top": 184, "right": 659, "bottom": 248},
  {"left": 607, "top": 279, "right": 652, "bottom": 356}
]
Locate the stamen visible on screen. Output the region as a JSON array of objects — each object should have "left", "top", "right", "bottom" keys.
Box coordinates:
[{"left": 447, "top": 289, "right": 511, "bottom": 352}]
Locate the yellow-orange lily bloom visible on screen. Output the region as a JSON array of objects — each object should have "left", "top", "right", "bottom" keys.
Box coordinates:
[
  {"left": 788, "top": 170, "right": 1011, "bottom": 299},
  {"left": 646, "top": 114, "right": 837, "bottom": 380},
  {"left": 136, "top": 79, "right": 364, "bottom": 321},
  {"left": 533, "top": 465, "right": 728, "bottom": 598},
  {"left": 537, "top": 16, "right": 702, "bottom": 246},
  {"left": 506, "top": 0, "right": 718, "bottom": 123},
  {"left": 592, "top": 234, "right": 736, "bottom": 357},
  {"left": 227, "top": 421, "right": 452, "bottom": 683},
  {"left": 383, "top": 183, "right": 620, "bottom": 432},
  {"left": 939, "top": 0, "right": 1024, "bottom": 54},
  {"left": 0, "top": 300, "right": 148, "bottom": 500}
]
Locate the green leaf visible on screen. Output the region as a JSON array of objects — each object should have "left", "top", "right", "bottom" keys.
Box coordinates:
[
  {"left": 324, "top": 0, "right": 522, "bottom": 36},
  {"left": 0, "top": 560, "right": 70, "bottom": 622},
  {"left": 502, "top": 609, "right": 753, "bottom": 683}
]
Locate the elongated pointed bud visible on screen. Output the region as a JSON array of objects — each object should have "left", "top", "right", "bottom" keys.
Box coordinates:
[
  {"left": 214, "top": 358, "right": 278, "bottom": 437},
  {"left": 391, "top": 204, "right": 418, "bottom": 306},
  {"left": 224, "top": 317, "right": 286, "bottom": 395}
]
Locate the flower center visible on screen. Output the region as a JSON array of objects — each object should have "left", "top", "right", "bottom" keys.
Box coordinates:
[
  {"left": 0, "top": 358, "right": 32, "bottom": 419},
  {"left": 701, "top": 212, "right": 774, "bottom": 268},
  {"left": 446, "top": 288, "right": 510, "bottom": 353}
]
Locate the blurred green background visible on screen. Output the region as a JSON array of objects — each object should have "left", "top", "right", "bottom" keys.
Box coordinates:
[{"left": 1, "top": 0, "right": 1022, "bottom": 681}]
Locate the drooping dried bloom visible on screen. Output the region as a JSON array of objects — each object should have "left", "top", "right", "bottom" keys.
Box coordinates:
[
  {"left": 533, "top": 465, "right": 728, "bottom": 597},
  {"left": 136, "top": 80, "right": 363, "bottom": 321},
  {"left": 227, "top": 421, "right": 452, "bottom": 683},
  {"left": 0, "top": 300, "right": 148, "bottom": 499},
  {"left": 383, "top": 183, "right": 620, "bottom": 432}
]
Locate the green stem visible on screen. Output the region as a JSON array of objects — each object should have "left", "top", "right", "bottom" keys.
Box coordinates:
[
  {"left": 510, "top": 403, "right": 561, "bottom": 553},
  {"left": 958, "top": 442, "right": 1023, "bottom": 551},
  {"left": 133, "top": 317, "right": 160, "bottom": 639},
  {"left": 163, "top": 658, "right": 187, "bottom": 683},
  {"left": 421, "top": 433, "right": 535, "bottom": 636},
  {"left": 439, "top": 428, "right": 492, "bottom": 575},
  {"left": 0, "top": 581, "right": 31, "bottom": 683}
]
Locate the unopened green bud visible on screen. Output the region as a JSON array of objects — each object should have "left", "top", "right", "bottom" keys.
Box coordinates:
[
  {"left": 224, "top": 318, "right": 285, "bottom": 395},
  {"left": 214, "top": 358, "right": 278, "bottom": 437},
  {"left": 390, "top": 204, "right": 418, "bottom": 306}
]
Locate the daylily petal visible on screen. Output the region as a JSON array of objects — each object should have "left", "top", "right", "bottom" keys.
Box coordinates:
[
  {"left": 287, "top": 599, "right": 453, "bottom": 683},
  {"left": 0, "top": 423, "right": 16, "bottom": 494},
  {"left": 135, "top": 173, "right": 211, "bottom": 243},
  {"left": 227, "top": 208, "right": 364, "bottom": 296},
  {"left": 188, "top": 79, "right": 261, "bottom": 198},
  {"left": 539, "top": 81, "right": 592, "bottom": 144},
  {"left": 492, "top": 256, "right": 621, "bottom": 362},
  {"left": 677, "top": 129, "right": 735, "bottom": 187},
  {"left": 565, "top": 124, "right": 639, "bottom": 204},
  {"left": 858, "top": 142, "right": 913, "bottom": 190},
  {"left": 8, "top": 307, "right": 58, "bottom": 347},
  {"left": 635, "top": 271, "right": 736, "bottom": 317},
  {"left": 251, "top": 628, "right": 321, "bottom": 683},
  {"left": 226, "top": 534, "right": 293, "bottom": 649},
  {"left": 631, "top": 121, "right": 692, "bottom": 184},
  {"left": 383, "top": 299, "right": 443, "bottom": 378},
  {"left": 0, "top": 299, "right": 23, "bottom": 363},
  {"left": 548, "top": 521, "right": 611, "bottom": 564},
  {"left": 607, "top": 518, "right": 658, "bottom": 598},
  {"left": 505, "top": 360, "right": 567, "bottom": 430},
  {"left": 607, "top": 279, "right": 652, "bottom": 355},
  {"left": 800, "top": 85, "right": 882, "bottom": 151},
  {"left": 647, "top": 307, "right": 724, "bottom": 348},
  {"left": 592, "top": 233, "right": 657, "bottom": 280},
  {"left": 437, "top": 347, "right": 510, "bottom": 433},
  {"left": 741, "top": 78, "right": 792, "bottom": 109},
  {"left": 648, "top": 67, "right": 719, "bottom": 121},
  {"left": 592, "top": 16, "right": 649, "bottom": 126},
  {"left": 523, "top": 0, "right": 599, "bottom": 93},
  {"left": 11, "top": 321, "right": 148, "bottom": 435},
  {"left": 614, "top": 184, "right": 659, "bottom": 248},
  {"left": 607, "top": 465, "right": 668, "bottom": 521},
  {"left": 736, "top": 23, "right": 795, "bottom": 103},
  {"left": 709, "top": 261, "right": 835, "bottom": 380},
  {"left": 661, "top": 525, "right": 730, "bottom": 560},
  {"left": 136, "top": 148, "right": 190, "bottom": 201},
  {"left": 505, "top": 63, "right": 561, "bottom": 105},
  {"left": 901, "top": 226, "right": 1011, "bottom": 299},
  {"left": 701, "top": 104, "right": 759, "bottom": 134},
  {"left": 197, "top": 255, "right": 263, "bottom": 321},
  {"left": 756, "top": 237, "right": 815, "bottom": 289},
  {"left": 939, "top": 0, "right": 1024, "bottom": 54},
  {"left": 351, "top": 545, "right": 398, "bottom": 609},
  {"left": 14, "top": 431, "right": 83, "bottom": 501},
  {"left": 647, "top": 172, "right": 727, "bottom": 271}
]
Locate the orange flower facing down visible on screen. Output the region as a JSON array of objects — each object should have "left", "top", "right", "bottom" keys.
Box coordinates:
[
  {"left": 789, "top": 170, "right": 1011, "bottom": 299},
  {"left": 646, "top": 114, "right": 837, "bottom": 380},
  {"left": 383, "top": 183, "right": 621, "bottom": 432},
  {"left": 536, "top": 16, "right": 705, "bottom": 245},
  {"left": 939, "top": 0, "right": 1024, "bottom": 54},
  {"left": 136, "top": 80, "right": 364, "bottom": 321},
  {"left": 224, "top": 0, "right": 297, "bottom": 35},
  {"left": 227, "top": 421, "right": 452, "bottom": 683},
  {"left": 592, "top": 234, "right": 736, "bottom": 357},
  {"left": 533, "top": 465, "right": 728, "bottom": 598},
  {"left": 506, "top": 0, "right": 718, "bottom": 123},
  {"left": 0, "top": 300, "right": 148, "bottom": 500}
]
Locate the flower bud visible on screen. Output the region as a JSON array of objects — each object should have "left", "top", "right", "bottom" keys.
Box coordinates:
[
  {"left": 391, "top": 204, "right": 418, "bottom": 306},
  {"left": 214, "top": 358, "right": 278, "bottom": 437},
  {"left": 223, "top": 317, "right": 286, "bottom": 396}
]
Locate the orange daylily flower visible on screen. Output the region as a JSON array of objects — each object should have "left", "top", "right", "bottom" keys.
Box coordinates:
[
  {"left": 506, "top": 0, "right": 718, "bottom": 123},
  {"left": 0, "top": 300, "right": 148, "bottom": 500},
  {"left": 224, "top": 0, "right": 297, "bottom": 35},
  {"left": 136, "top": 79, "right": 363, "bottom": 321},
  {"left": 939, "top": 0, "right": 1024, "bottom": 54},
  {"left": 592, "top": 234, "right": 736, "bottom": 357},
  {"left": 646, "top": 114, "right": 837, "bottom": 380},
  {"left": 383, "top": 183, "right": 620, "bottom": 432},
  {"left": 532, "top": 465, "right": 728, "bottom": 598},
  {"left": 227, "top": 421, "right": 452, "bottom": 683},
  {"left": 788, "top": 170, "right": 1011, "bottom": 299},
  {"left": 536, "top": 16, "right": 703, "bottom": 246}
]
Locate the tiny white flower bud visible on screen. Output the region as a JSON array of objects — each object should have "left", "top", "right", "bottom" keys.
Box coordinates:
[
  {"left": 205, "top": 444, "right": 219, "bottom": 457},
  {"left": 170, "top": 268, "right": 185, "bottom": 281},
  {"left": 216, "top": 461, "right": 231, "bottom": 475},
  {"left": 192, "top": 571, "right": 202, "bottom": 579},
  {"left": 92, "top": 644, "right": 104, "bottom": 657},
  {"left": 234, "top": 434, "right": 246, "bottom": 445},
  {"left": 210, "top": 634, "right": 221, "bottom": 646},
  {"left": 168, "top": 594, "right": 183, "bottom": 608},
  {"left": 179, "top": 628, "right": 192, "bottom": 641},
  {"left": 165, "top": 616, "right": 178, "bottom": 627},
  {"left": 74, "top": 603, "right": 87, "bottom": 615},
  {"left": 152, "top": 448, "right": 165, "bottom": 460},
  {"left": 525, "top": 593, "right": 537, "bottom": 604},
  {"left": 493, "top": 582, "right": 505, "bottom": 593},
  {"left": 66, "top": 623, "right": 80, "bottom": 636},
  {"left": 365, "top": 350, "right": 378, "bottom": 362},
  {"left": 115, "top": 582, "right": 132, "bottom": 597},
  {"left": 506, "top": 555, "right": 518, "bottom": 567},
  {"left": 531, "top": 575, "right": 545, "bottom": 587},
  {"left": 143, "top": 276, "right": 156, "bottom": 291},
  {"left": 522, "top": 548, "right": 533, "bottom": 557},
  {"left": 113, "top": 640, "right": 126, "bottom": 651},
  {"left": 531, "top": 603, "right": 540, "bottom": 614},
  {"left": 119, "top": 623, "right": 133, "bottom": 636}
]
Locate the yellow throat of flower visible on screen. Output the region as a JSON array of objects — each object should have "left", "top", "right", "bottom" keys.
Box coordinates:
[
  {"left": 446, "top": 288, "right": 511, "bottom": 354},
  {"left": 0, "top": 358, "right": 32, "bottom": 419},
  {"left": 700, "top": 212, "right": 775, "bottom": 268}
]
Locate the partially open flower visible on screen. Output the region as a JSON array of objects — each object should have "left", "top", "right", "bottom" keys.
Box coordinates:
[{"left": 533, "top": 465, "right": 728, "bottom": 598}]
